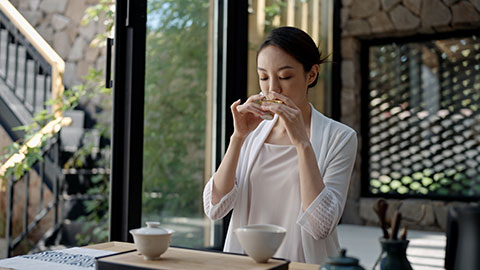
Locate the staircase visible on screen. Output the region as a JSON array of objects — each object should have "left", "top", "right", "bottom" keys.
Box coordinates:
[
  {"left": 0, "top": 21, "right": 51, "bottom": 140},
  {"left": 0, "top": 0, "right": 107, "bottom": 257}
]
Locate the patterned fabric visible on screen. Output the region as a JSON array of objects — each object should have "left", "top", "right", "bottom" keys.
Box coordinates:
[
  {"left": 22, "top": 251, "right": 96, "bottom": 268},
  {"left": 203, "top": 179, "right": 238, "bottom": 220},
  {"left": 0, "top": 247, "right": 115, "bottom": 270},
  {"left": 296, "top": 188, "right": 338, "bottom": 240}
]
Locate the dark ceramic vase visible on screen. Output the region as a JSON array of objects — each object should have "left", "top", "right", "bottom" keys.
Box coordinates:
[{"left": 379, "top": 239, "right": 413, "bottom": 270}]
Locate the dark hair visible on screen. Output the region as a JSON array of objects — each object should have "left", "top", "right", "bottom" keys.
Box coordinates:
[{"left": 257, "top": 26, "right": 327, "bottom": 88}]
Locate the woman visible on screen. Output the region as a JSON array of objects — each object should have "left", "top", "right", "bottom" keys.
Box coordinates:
[{"left": 203, "top": 26, "right": 357, "bottom": 264}]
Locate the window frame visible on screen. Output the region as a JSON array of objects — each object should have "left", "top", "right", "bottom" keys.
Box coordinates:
[
  {"left": 109, "top": 0, "right": 248, "bottom": 245},
  {"left": 360, "top": 29, "right": 480, "bottom": 202}
]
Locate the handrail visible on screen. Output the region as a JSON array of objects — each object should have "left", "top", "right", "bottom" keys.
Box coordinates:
[
  {"left": 0, "top": 0, "right": 65, "bottom": 117},
  {"left": 0, "top": 0, "right": 69, "bottom": 190},
  {"left": 0, "top": 116, "right": 72, "bottom": 191}
]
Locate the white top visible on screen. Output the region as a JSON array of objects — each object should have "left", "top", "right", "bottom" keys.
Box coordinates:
[
  {"left": 248, "top": 143, "right": 305, "bottom": 262},
  {"left": 203, "top": 105, "right": 358, "bottom": 264}
]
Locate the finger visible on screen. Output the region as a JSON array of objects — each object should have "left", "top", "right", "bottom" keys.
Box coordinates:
[
  {"left": 233, "top": 101, "right": 264, "bottom": 123},
  {"left": 270, "top": 92, "right": 296, "bottom": 107},
  {"left": 231, "top": 99, "right": 241, "bottom": 109},
  {"left": 231, "top": 99, "right": 242, "bottom": 116},
  {"left": 239, "top": 103, "right": 267, "bottom": 117},
  {"left": 263, "top": 104, "right": 296, "bottom": 121},
  {"left": 261, "top": 102, "right": 296, "bottom": 115},
  {"left": 246, "top": 93, "right": 266, "bottom": 103},
  {"left": 238, "top": 99, "right": 262, "bottom": 111}
]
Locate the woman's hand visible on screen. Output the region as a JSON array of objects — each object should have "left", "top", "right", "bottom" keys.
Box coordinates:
[
  {"left": 260, "top": 92, "right": 310, "bottom": 146},
  {"left": 231, "top": 94, "right": 266, "bottom": 139}
]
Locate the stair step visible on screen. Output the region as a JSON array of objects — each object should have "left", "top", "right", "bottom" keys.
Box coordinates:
[
  {"left": 0, "top": 78, "right": 32, "bottom": 127},
  {"left": 0, "top": 27, "right": 58, "bottom": 120}
]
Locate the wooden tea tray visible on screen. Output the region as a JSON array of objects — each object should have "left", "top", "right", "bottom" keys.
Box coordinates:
[{"left": 96, "top": 247, "right": 289, "bottom": 270}]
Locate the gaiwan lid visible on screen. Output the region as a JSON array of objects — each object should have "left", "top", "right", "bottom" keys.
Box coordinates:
[
  {"left": 321, "top": 249, "right": 365, "bottom": 270},
  {"left": 131, "top": 221, "right": 171, "bottom": 235}
]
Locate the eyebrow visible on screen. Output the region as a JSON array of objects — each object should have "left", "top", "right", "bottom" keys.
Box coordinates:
[{"left": 257, "top": 65, "right": 294, "bottom": 71}]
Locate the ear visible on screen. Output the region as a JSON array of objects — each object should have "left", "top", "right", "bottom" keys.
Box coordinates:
[{"left": 307, "top": 64, "right": 319, "bottom": 86}]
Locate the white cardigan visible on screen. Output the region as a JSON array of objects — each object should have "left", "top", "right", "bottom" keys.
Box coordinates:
[{"left": 203, "top": 105, "right": 357, "bottom": 264}]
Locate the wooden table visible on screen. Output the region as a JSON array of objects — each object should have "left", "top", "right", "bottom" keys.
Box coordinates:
[{"left": 87, "top": 242, "right": 320, "bottom": 270}]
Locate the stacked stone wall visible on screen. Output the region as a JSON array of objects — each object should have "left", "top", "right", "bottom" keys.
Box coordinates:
[
  {"left": 10, "top": 0, "right": 107, "bottom": 87},
  {"left": 340, "top": 0, "right": 480, "bottom": 231}
]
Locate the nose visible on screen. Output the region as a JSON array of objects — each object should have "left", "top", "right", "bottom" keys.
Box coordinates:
[{"left": 267, "top": 78, "right": 281, "bottom": 97}]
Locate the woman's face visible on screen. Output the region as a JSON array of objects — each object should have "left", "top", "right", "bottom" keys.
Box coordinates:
[{"left": 257, "top": 45, "right": 317, "bottom": 106}]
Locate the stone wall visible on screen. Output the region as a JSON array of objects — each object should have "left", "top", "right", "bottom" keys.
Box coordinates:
[
  {"left": 340, "top": 0, "right": 480, "bottom": 231},
  {"left": 10, "top": 0, "right": 107, "bottom": 87}
]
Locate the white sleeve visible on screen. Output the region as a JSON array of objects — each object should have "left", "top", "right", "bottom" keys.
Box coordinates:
[
  {"left": 297, "top": 131, "right": 357, "bottom": 239},
  {"left": 203, "top": 177, "right": 238, "bottom": 221}
]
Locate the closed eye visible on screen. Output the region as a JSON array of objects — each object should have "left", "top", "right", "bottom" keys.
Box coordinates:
[
  {"left": 280, "top": 76, "right": 291, "bottom": 80},
  {"left": 260, "top": 77, "right": 268, "bottom": 81}
]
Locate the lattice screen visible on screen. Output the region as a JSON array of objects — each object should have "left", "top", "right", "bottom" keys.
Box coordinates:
[{"left": 366, "top": 34, "right": 480, "bottom": 199}]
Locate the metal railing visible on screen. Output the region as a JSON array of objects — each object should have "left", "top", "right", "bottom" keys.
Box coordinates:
[
  {"left": 4, "top": 134, "right": 62, "bottom": 258},
  {"left": 0, "top": 0, "right": 69, "bottom": 181},
  {"left": 0, "top": 0, "right": 64, "bottom": 117},
  {"left": 1, "top": 117, "right": 71, "bottom": 257}
]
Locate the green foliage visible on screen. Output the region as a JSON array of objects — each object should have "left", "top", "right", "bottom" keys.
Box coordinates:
[
  {"left": 69, "top": 1, "right": 116, "bottom": 245},
  {"left": 81, "top": 0, "right": 115, "bottom": 47},
  {"left": 1, "top": 110, "right": 52, "bottom": 181},
  {"left": 264, "top": 0, "right": 287, "bottom": 33},
  {"left": 0, "top": 66, "right": 112, "bottom": 243},
  {"left": 0, "top": 0, "right": 114, "bottom": 247},
  {"left": 0, "top": 64, "right": 110, "bottom": 178},
  {"left": 372, "top": 169, "right": 479, "bottom": 197},
  {"left": 142, "top": 0, "right": 209, "bottom": 218},
  {"left": 69, "top": 76, "right": 111, "bottom": 245},
  {"left": 75, "top": 174, "right": 109, "bottom": 246}
]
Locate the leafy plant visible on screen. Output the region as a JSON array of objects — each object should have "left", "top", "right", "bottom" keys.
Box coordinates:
[
  {"left": 81, "top": 0, "right": 115, "bottom": 48},
  {"left": 142, "top": 0, "right": 209, "bottom": 219},
  {"left": 74, "top": 173, "right": 109, "bottom": 245},
  {"left": 71, "top": 0, "right": 115, "bottom": 245},
  {"left": 0, "top": 0, "right": 114, "bottom": 247},
  {"left": 264, "top": 0, "right": 287, "bottom": 33}
]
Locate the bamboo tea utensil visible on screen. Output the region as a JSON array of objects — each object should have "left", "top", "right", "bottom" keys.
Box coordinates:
[
  {"left": 373, "top": 199, "right": 389, "bottom": 239},
  {"left": 390, "top": 210, "right": 402, "bottom": 240},
  {"left": 400, "top": 226, "right": 408, "bottom": 240}
]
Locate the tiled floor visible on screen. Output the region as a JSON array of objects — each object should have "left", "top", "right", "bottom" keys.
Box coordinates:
[{"left": 337, "top": 224, "right": 446, "bottom": 270}]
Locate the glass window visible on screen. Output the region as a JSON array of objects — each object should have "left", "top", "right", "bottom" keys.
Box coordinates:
[
  {"left": 142, "top": 0, "right": 211, "bottom": 248},
  {"left": 366, "top": 34, "right": 480, "bottom": 199}
]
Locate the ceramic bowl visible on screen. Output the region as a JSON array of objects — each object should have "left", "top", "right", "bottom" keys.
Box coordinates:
[
  {"left": 234, "top": 224, "right": 286, "bottom": 263},
  {"left": 129, "top": 221, "right": 174, "bottom": 260}
]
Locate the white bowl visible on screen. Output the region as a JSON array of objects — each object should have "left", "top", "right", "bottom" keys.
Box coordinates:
[
  {"left": 129, "top": 221, "right": 174, "bottom": 260},
  {"left": 234, "top": 224, "right": 286, "bottom": 263}
]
